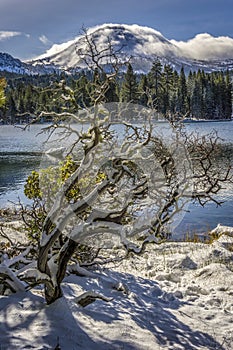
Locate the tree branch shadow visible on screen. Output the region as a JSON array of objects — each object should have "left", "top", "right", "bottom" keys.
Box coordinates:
[
  {"left": 68, "top": 269, "right": 225, "bottom": 350},
  {"left": 0, "top": 269, "right": 226, "bottom": 350}
]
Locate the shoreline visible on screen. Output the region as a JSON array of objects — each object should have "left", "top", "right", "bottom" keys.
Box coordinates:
[
  {"left": 183, "top": 118, "right": 233, "bottom": 123},
  {"left": 1, "top": 206, "right": 233, "bottom": 244},
  {"left": 0, "top": 118, "right": 232, "bottom": 126}
]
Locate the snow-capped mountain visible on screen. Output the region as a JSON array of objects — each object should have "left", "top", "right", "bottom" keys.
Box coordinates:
[
  {"left": 30, "top": 24, "right": 233, "bottom": 74},
  {"left": 31, "top": 24, "right": 178, "bottom": 72},
  {"left": 0, "top": 52, "right": 59, "bottom": 75},
  {"left": 0, "top": 52, "right": 56, "bottom": 75},
  {"left": 0, "top": 52, "right": 33, "bottom": 75},
  {"left": 1, "top": 24, "right": 233, "bottom": 75}
]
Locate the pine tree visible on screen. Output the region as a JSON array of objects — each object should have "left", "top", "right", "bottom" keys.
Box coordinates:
[
  {"left": 138, "top": 75, "right": 149, "bottom": 106},
  {"left": 177, "top": 67, "right": 187, "bottom": 116},
  {"left": 6, "top": 94, "right": 17, "bottom": 119},
  {"left": 24, "top": 84, "right": 34, "bottom": 113},
  {"left": 76, "top": 75, "right": 92, "bottom": 107},
  {"left": 161, "top": 64, "right": 173, "bottom": 115},
  {"left": 101, "top": 72, "right": 119, "bottom": 103},
  {"left": 170, "top": 70, "right": 179, "bottom": 114},
  {"left": 224, "top": 70, "right": 232, "bottom": 119},
  {"left": 121, "top": 63, "right": 138, "bottom": 103},
  {"left": 204, "top": 74, "right": 214, "bottom": 119},
  {"left": 147, "top": 60, "right": 163, "bottom": 110}
]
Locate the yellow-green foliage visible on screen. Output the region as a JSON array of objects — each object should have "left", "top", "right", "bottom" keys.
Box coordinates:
[
  {"left": 24, "top": 156, "right": 79, "bottom": 203},
  {"left": 0, "top": 78, "right": 6, "bottom": 108},
  {"left": 24, "top": 171, "right": 42, "bottom": 200},
  {"left": 24, "top": 156, "right": 78, "bottom": 242},
  {"left": 24, "top": 155, "right": 107, "bottom": 204},
  {"left": 60, "top": 155, "right": 77, "bottom": 182},
  {"left": 24, "top": 155, "right": 107, "bottom": 242}
]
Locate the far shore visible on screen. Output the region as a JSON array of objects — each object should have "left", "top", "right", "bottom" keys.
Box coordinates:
[{"left": 0, "top": 117, "right": 232, "bottom": 126}]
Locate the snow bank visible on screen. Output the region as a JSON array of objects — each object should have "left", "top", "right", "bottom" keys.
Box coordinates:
[{"left": 0, "top": 231, "right": 233, "bottom": 349}]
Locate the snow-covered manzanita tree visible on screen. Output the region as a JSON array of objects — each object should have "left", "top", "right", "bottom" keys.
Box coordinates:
[{"left": 0, "top": 30, "right": 232, "bottom": 304}]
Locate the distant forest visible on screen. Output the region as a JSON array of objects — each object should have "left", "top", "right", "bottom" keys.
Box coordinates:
[{"left": 0, "top": 60, "right": 232, "bottom": 123}]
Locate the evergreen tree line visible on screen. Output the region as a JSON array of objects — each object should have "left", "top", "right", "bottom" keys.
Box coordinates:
[
  {"left": 120, "top": 62, "right": 232, "bottom": 120},
  {"left": 0, "top": 61, "right": 232, "bottom": 123}
]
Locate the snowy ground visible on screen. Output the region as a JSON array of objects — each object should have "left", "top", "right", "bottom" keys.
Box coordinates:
[{"left": 0, "top": 226, "right": 233, "bottom": 349}]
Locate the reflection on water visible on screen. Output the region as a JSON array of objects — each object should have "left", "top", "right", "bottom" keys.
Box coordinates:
[
  {"left": 184, "top": 120, "right": 233, "bottom": 144},
  {"left": 175, "top": 199, "right": 233, "bottom": 237},
  {"left": 0, "top": 152, "right": 41, "bottom": 207},
  {"left": 175, "top": 141, "right": 233, "bottom": 236},
  {"left": 0, "top": 122, "right": 233, "bottom": 236},
  {"left": 0, "top": 125, "right": 47, "bottom": 207}
]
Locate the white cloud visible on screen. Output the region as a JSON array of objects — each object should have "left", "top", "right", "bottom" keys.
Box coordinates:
[
  {"left": 85, "top": 25, "right": 233, "bottom": 61},
  {"left": 0, "top": 31, "right": 22, "bottom": 41},
  {"left": 171, "top": 33, "right": 233, "bottom": 60},
  {"left": 39, "top": 34, "right": 52, "bottom": 46}
]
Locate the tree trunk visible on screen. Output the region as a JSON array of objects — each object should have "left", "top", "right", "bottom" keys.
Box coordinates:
[
  {"left": 44, "top": 282, "right": 63, "bottom": 305},
  {"left": 40, "top": 238, "right": 78, "bottom": 304}
]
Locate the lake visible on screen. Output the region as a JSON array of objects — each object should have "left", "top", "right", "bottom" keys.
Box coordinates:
[
  {"left": 0, "top": 126, "right": 45, "bottom": 206},
  {"left": 0, "top": 121, "right": 233, "bottom": 237}
]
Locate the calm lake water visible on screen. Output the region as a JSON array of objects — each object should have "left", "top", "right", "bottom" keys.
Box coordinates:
[{"left": 0, "top": 122, "right": 233, "bottom": 237}]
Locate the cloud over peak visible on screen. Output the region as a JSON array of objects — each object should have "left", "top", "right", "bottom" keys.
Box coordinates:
[{"left": 171, "top": 33, "right": 233, "bottom": 60}]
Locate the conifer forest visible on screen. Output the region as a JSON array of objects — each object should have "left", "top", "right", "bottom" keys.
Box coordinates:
[{"left": 0, "top": 60, "right": 232, "bottom": 123}]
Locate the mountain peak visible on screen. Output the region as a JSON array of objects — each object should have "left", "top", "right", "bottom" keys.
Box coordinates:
[
  {"left": 38, "top": 23, "right": 177, "bottom": 60},
  {"left": 31, "top": 23, "right": 180, "bottom": 72}
]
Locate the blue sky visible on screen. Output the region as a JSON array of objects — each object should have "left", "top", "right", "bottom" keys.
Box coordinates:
[{"left": 0, "top": 0, "right": 233, "bottom": 60}]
